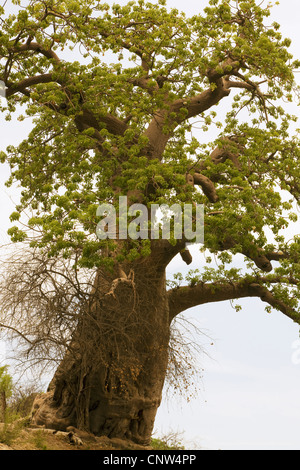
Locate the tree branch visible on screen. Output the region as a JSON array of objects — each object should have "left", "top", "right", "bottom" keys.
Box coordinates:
[
  {"left": 144, "top": 78, "right": 231, "bottom": 159},
  {"left": 5, "top": 74, "right": 128, "bottom": 138},
  {"left": 74, "top": 108, "right": 128, "bottom": 138},
  {"left": 199, "top": 135, "right": 243, "bottom": 172},
  {"left": 217, "top": 236, "right": 288, "bottom": 272},
  {"left": 168, "top": 279, "right": 299, "bottom": 323},
  {"left": 8, "top": 41, "right": 61, "bottom": 63},
  {"left": 192, "top": 173, "right": 219, "bottom": 203},
  {"left": 5, "top": 73, "right": 55, "bottom": 98},
  {"left": 128, "top": 76, "right": 159, "bottom": 95}
]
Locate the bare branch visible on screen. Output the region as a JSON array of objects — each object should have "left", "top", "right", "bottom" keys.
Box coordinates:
[{"left": 168, "top": 279, "right": 299, "bottom": 323}]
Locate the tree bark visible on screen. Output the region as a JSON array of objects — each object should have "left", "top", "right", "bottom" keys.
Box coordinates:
[
  {"left": 31, "top": 259, "right": 170, "bottom": 445},
  {"left": 0, "top": 391, "right": 6, "bottom": 422}
]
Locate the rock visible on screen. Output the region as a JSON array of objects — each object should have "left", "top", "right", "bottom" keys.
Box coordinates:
[
  {"left": 68, "top": 432, "right": 83, "bottom": 446},
  {"left": 66, "top": 426, "right": 97, "bottom": 442}
]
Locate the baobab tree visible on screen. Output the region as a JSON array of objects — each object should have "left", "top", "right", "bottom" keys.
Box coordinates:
[{"left": 0, "top": 0, "right": 299, "bottom": 445}]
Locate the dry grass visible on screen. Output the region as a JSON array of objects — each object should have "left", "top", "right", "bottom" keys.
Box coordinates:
[{"left": 0, "top": 422, "right": 154, "bottom": 451}]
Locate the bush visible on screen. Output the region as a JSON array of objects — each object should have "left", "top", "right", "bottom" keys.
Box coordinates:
[
  {"left": 151, "top": 431, "right": 185, "bottom": 450},
  {"left": 0, "top": 420, "right": 24, "bottom": 446}
]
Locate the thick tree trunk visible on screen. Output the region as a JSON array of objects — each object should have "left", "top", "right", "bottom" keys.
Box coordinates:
[{"left": 31, "top": 259, "right": 170, "bottom": 445}]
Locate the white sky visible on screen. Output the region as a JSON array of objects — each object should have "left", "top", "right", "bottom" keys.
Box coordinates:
[{"left": 0, "top": 0, "right": 300, "bottom": 451}]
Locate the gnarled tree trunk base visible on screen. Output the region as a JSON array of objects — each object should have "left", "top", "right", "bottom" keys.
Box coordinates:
[
  {"left": 31, "top": 261, "right": 170, "bottom": 446},
  {"left": 31, "top": 390, "right": 75, "bottom": 432}
]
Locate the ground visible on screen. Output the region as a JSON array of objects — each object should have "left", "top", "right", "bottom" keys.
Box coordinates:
[{"left": 0, "top": 422, "right": 155, "bottom": 450}]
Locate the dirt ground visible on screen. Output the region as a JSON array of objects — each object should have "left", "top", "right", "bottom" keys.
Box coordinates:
[{"left": 0, "top": 424, "right": 152, "bottom": 451}]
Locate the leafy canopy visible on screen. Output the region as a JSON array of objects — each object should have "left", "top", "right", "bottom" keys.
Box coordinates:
[{"left": 0, "top": 0, "right": 299, "bottom": 315}]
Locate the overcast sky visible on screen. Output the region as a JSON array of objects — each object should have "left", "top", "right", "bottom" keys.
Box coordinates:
[
  {"left": 0, "top": 0, "right": 300, "bottom": 450},
  {"left": 156, "top": 0, "right": 300, "bottom": 450}
]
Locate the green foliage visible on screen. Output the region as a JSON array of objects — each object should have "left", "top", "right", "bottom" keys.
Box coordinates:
[
  {"left": 0, "top": 0, "right": 299, "bottom": 315},
  {"left": 151, "top": 432, "right": 185, "bottom": 450},
  {"left": 31, "top": 430, "right": 48, "bottom": 450},
  {"left": 0, "top": 366, "right": 13, "bottom": 401},
  {"left": 0, "top": 421, "right": 24, "bottom": 446},
  {"left": 0, "top": 366, "right": 25, "bottom": 445}
]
